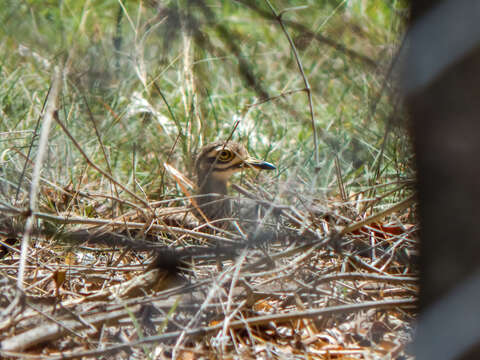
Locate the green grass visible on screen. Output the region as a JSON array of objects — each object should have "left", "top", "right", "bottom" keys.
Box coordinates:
[
  {"left": 0, "top": 1, "right": 416, "bottom": 358},
  {"left": 0, "top": 0, "right": 411, "bottom": 215}
]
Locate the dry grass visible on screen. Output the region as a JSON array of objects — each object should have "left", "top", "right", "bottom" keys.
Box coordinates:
[{"left": 0, "top": 1, "right": 416, "bottom": 359}]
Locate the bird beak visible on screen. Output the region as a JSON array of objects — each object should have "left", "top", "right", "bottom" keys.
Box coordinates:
[{"left": 244, "top": 157, "right": 276, "bottom": 171}]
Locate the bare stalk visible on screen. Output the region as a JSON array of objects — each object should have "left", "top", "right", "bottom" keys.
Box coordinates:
[
  {"left": 17, "top": 67, "right": 62, "bottom": 290},
  {"left": 265, "top": 0, "right": 320, "bottom": 167}
]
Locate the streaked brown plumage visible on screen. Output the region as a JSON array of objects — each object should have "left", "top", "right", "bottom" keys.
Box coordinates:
[
  {"left": 193, "top": 141, "right": 275, "bottom": 222},
  {"left": 49, "top": 141, "right": 275, "bottom": 247}
]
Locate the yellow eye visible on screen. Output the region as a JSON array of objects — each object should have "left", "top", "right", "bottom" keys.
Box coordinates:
[{"left": 218, "top": 149, "right": 233, "bottom": 162}]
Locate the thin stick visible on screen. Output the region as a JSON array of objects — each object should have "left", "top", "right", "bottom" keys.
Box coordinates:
[
  {"left": 9, "top": 298, "right": 414, "bottom": 360},
  {"left": 341, "top": 195, "right": 416, "bottom": 235},
  {"left": 53, "top": 109, "right": 150, "bottom": 208},
  {"left": 14, "top": 84, "right": 50, "bottom": 203},
  {"left": 82, "top": 94, "right": 122, "bottom": 213},
  {"left": 236, "top": 0, "right": 377, "bottom": 68},
  {"left": 30, "top": 211, "right": 242, "bottom": 244},
  {"left": 17, "top": 67, "right": 62, "bottom": 290},
  {"left": 264, "top": 0, "right": 319, "bottom": 166}
]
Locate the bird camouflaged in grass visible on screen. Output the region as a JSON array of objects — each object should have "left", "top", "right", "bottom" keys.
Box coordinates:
[
  {"left": 192, "top": 140, "right": 276, "bottom": 226},
  {"left": 5, "top": 141, "right": 279, "bottom": 294},
  {"left": 50, "top": 141, "right": 276, "bottom": 245}
]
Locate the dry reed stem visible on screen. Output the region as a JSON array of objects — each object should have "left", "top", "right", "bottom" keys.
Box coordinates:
[{"left": 17, "top": 67, "right": 62, "bottom": 290}]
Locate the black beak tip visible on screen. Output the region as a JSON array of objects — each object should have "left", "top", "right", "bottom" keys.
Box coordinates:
[
  {"left": 251, "top": 161, "right": 276, "bottom": 171},
  {"left": 259, "top": 161, "right": 276, "bottom": 171},
  {"left": 244, "top": 158, "right": 276, "bottom": 171}
]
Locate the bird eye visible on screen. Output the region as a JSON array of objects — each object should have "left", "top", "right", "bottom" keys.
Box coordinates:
[{"left": 218, "top": 150, "right": 233, "bottom": 162}]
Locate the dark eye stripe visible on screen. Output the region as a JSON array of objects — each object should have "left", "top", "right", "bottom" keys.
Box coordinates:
[{"left": 211, "top": 162, "right": 244, "bottom": 172}]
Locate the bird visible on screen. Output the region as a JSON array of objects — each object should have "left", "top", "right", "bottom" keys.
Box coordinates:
[
  {"left": 0, "top": 141, "right": 278, "bottom": 300},
  {"left": 42, "top": 141, "right": 276, "bottom": 249},
  {"left": 192, "top": 140, "right": 276, "bottom": 224}
]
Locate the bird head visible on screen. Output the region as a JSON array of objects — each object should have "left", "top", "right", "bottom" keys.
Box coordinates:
[{"left": 195, "top": 141, "right": 276, "bottom": 185}]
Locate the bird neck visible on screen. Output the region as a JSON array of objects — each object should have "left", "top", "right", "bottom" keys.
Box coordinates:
[
  {"left": 197, "top": 174, "right": 228, "bottom": 199},
  {"left": 196, "top": 175, "right": 230, "bottom": 220}
]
